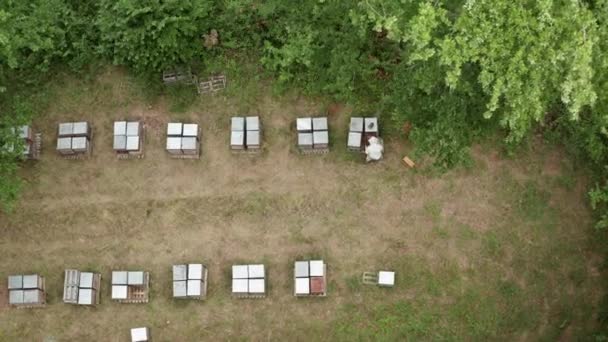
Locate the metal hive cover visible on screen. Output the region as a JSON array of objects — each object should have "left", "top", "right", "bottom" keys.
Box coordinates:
[
  {"left": 78, "top": 288, "right": 94, "bottom": 305},
  {"left": 181, "top": 137, "right": 197, "bottom": 150},
  {"left": 347, "top": 132, "right": 362, "bottom": 148},
  {"left": 173, "top": 280, "right": 187, "bottom": 297},
  {"left": 188, "top": 264, "right": 203, "bottom": 280},
  {"left": 112, "top": 285, "right": 128, "bottom": 299},
  {"left": 182, "top": 124, "right": 198, "bottom": 137},
  {"left": 71, "top": 137, "right": 87, "bottom": 150},
  {"left": 248, "top": 279, "right": 265, "bottom": 294},
  {"left": 112, "top": 271, "right": 128, "bottom": 285},
  {"left": 309, "top": 260, "right": 324, "bottom": 277},
  {"left": 113, "top": 135, "right": 127, "bottom": 150},
  {"left": 295, "top": 277, "right": 310, "bottom": 295},
  {"left": 248, "top": 264, "right": 265, "bottom": 279},
  {"left": 114, "top": 121, "right": 127, "bottom": 136},
  {"left": 128, "top": 271, "right": 145, "bottom": 285},
  {"left": 246, "top": 130, "right": 260, "bottom": 146},
  {"left": 294, "top": 261, "right": 309, "bottom": 278},
  {"left": 296, "top": 117, "right": 312, "bottom": 132},
  {"left": 312, "top": 117, "right": 328, "bottom": 131},
  {"left": 350, "top": 117, "right": 364, "bottom": 132},
  {"left": 8, "top": 275, "right": 23, "bottom": 289},
  {"left": 167, "top": 122, "right": 183, "bottom": 136},
  {"left": 246, "top": 116, "right": 260, "bottom": 131},
  {"left": 378, "top": 271, "right": 395, "bottom": 286},
  {"left": 126, "top": 136, "right": 140, "bottom": 151},
  {"left": 9, "top": 290, "right": 24, "bottom": 304},
  {"left": 22, "top": 274, "right": 39, "bottom": 289},
  {"left": 126, "top": 122, "right": 140, "bottom": 136},
  {"left": 79, "top": 272, "right": 94, "bottom": 288},
  {"left": 297, "top": 133, "right": 313, "bottom": 147},
  {"left": 364, "top": 117, "right": 378, "bottom": 133},
  {"left": 232, "top": 265, "right": 248, "bottom": 279},
  {"left": 166, "top": 137, "right": 181, "bottom": 150},
  {"left": 19, "top": 126, "right": 30, "bottom": 139},
  {"left": 313, "top": 130, "right": 329, "bottom": 145},
  {"left": 173, "top": 265, "right": 187, "bottom": 281},
  {"left": 187, "top": 280, "right": 201, "bottom": 296},
  {"left": 231, "top": 131, "right": 244, "bottom": 146},
  {"left": 57, "top": 137, "right": 72, "bottom": 150},
  {"left": 23, "top": 290, "right": 40, "bottom": 304},
  {"left": 72, "top": 122, "right": 88, "bottom": 135},
  {"left": 232, "top": 278, "right": 248, "bottom": 293},
  {"left": 58, "top": 122, "right": 74, "bottom": 136},
  {"left": 131, "top": 327, "right": 149, "bottom": 342},
  {"left": 231, "top": 117, "right": 245, "bottom": 131}
]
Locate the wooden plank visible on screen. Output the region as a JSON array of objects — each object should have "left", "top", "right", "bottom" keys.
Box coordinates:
[{"left": 402, "top": 156, "right": 415, "bottom": 168}]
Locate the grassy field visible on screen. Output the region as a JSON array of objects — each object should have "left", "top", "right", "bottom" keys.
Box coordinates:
[{"left": 0, "top": 65, "right": 605, "bottom": 341}]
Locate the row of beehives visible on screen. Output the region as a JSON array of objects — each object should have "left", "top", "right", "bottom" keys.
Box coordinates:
[
  {"left": 5, "top": 260, "right": 396, "bottom": 308},
  {"left": 48, "top": 116, "right": 381, "bottom": 158}
]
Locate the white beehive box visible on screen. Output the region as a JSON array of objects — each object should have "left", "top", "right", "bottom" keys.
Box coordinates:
[
  {"left": 77, "top": 288, "right": 95, "bottom": 305},
  {"left": 57, "top": 137, "right": 73, "bottom": 154},
  {"left": 131, "top": 327, "right": 149, "bottom": 342},
  {"left": 114, "top": 121, "right": 127, "bottom": 136},
  {"left": 231, "top": 130, "right": 245, "bottom": 150},
  {"left": 9, "top": 290, "right": 24, "bottom": 305},
  {"left": 188, "top": 264, "right": 203, "bottom": 279},
  {"left": 364, "top": 117, "right": 378, "bottom": 133},
  {"left": 350, "top": 117, "right": 364, "bottom": 132},
  {"left": 309, "top": 261, "right": 324, "bottom": 277},
  {"left": 58, "top": 123, "right": 74, "bottom": 137},
  {"left": 248, "top": 264, "right": 265, "bottom": 279},
  {"left": 294, "top": 261, "right": 309, "bottom": 278},
  {"left": 182, "top": 124, "right": 198, "bottom": 137},
  {"left": 173, "top": 280, "right": 187, "bottom": 298},
  {"left": 248, "top": 279, "right": 265, "bottom": 294},
  {"left": 114, "top": 135, "right": 127, "bottom": 151},
  {"left": 181, "top": 137, "right": 198, "bottom": 154},
  {"left": 167, "top": 122, "right": 183, "bottom": 136},
  {"left": 8, "top": 275, "right": 23, "bottom": 289},
  {"left": 72, "top": 122, "right": 89, "bottom": 137},
  {"left": 295, "top": 277, "right": 310, "bottom": 295},
  {"left": 312, "top": 117, "right": 328, "bottom": 131},
  {"left": 166, "top": 137, "right": 182, "bottom": 154},
  {"left": 126, "top": 136, "right": 140, "bottom": 151},
  {"left": 378, "top": 271, "right": 395, "bottom": 287},
  {"left": 231, "top": 117, "right": 245, "bottom": 131},
  {"left": 232, "top": 265, "right": 248, "bottom": 279},
  {"left": 187, "top": 279, "right": 201, "bottom": 296},
  {"left": 313, "top": 131, "right": 329, "bottom": 148},
  {"left": 347, "top": 132, "right": 362, "bottom": 150},
  {"left": 232, "top": 278, "right": 248, "bottom": 294},
  {"left": 126, "top": 122, "right": 140, "bottom": 136},
  {"left": 297, "top": 117, "right": 312, "bottom": 132},
  {"left": 298, "top": 133, "right": 313, "bottom": 149},
  {"left": 246, "top": 130, "right": 260, "bottom": 149},
  {"left": 246, "top": 116, "right": 260, "bottom": 131},
  {"left": 71, "top": 137, "right": 88, "bottom": 153},
  {"left": 128, "top": 271, "right": 144, "bottom": 285}
]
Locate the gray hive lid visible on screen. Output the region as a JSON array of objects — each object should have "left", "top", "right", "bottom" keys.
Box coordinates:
[
  {"left": 248, "top": 264, "right": 265, "bottom": 279},
  {"left": 72, "top": 122, "right": 88, "bottom": 135},
  {"left": 22, "top": 289, "right": 40, "bottom": 304},
  {"left": 309, "top": 260, "right": 324, "bottom": 277},
  {"left": 114, "top": 121, "right": 127, "bottom": 136},
  {"left": 8, "top": 275, "right": 23, "bottom": 289},
  {"left": 9, "top": 289, "right": 24, "bottom": 304},
  {"left": 297, "top": 133, "right": 313, "bottom": 147},
  {"left": 127, "top": 271, "right": 144, "bottom": 285},
  {"left": 232, "top": 278, "right": 248, "bottom": 293},
  {"left": 126, "top": 136, "right": 140, "bottom": 151},
  {"left": 295, "top": 277, "right": 310, "bottom": 295},
  {"left": 232, "top": 265, "right": 248, "bottom": 279},
  {"left": 172, "top": 280, "right": 187, "bottom": 297},
  {"left": 182, "top": 124, "right": 198, "bottom": 137},
  {"left": 296, "top": 117, "right": 312, "bottom": 132},
  {"left": 313, "top": 130, "right": 329, "bottom": 145},
  {"left": 57, "top": 137, "right": 72, "bottom": 150},
  {"left": 126, "top": 122, "right": 140, "bottom": 136},
  {"left": 58, "top": 122, "right": 74, "bottom": 136},
  {"left": 114, "top": 135, "right": 127, "bottom": 150},
  {"left": 112, "top": 285, "right": 128, "bottom": 299},
  {"left": 348, "top": 132, "right": 362, "bottom": 148},
  {"left": 22, "top": 274, "right": 39, "bottom": 289},
  {"left": 112, "top": 271, "right": 128, "bottom": 285},
  {"left": 364, "top": 117, "right": 378, "bottom": 133},
  {"left": 248, "top": 279, "right": 265, "bottom": 294},
  {"left": 246, "top": 130, "right": 260, "bottom": 146},
  {"left": 312, "top": 117, "right": 328, "bottom": 131},
  {"left": 131, "top": 327, "right": 149, "bottom": 342},
  {"left": 350, "top": 117, "right": 364, "bottom": 132},
  {"left": 294, "top": 261, "right": 309, "bottom": 278},
  {"left": 71, "top": 137, "right": 88, "bottom": 150},
  {"left": 173, "top": 265, "right": 187, "bottom": 281},
  {"left": 181, "top": 137, "right": 197, "bottom": 150},
  {"left": 79, "top": 272, "right": 94, "bottom": 288},
  {"left": 245, "top": 116, "right": 260, "bottom": 131},
  {"left": 19, "top": 126, "right": 30, "bottom": 139},
  {"left": 186, "top": 279, "right": 201, "bottom": 296},
  {"left": 167, "top": 122, "right": 183, "bottom": 136},
  {"left": 166, "top": 137, "right": 181, "bottom": 150},
  {"left": 78, "top": 288, "right": 94, "bottom": 305},
  {"left": 231, "top": 117, "right": 244, "bottom": 131},
  {"left": 188, "top": 264, "right": 203, "bottom": 280},
  {"left": 231, "top": 131, "right": 244, "bottom": 146}
]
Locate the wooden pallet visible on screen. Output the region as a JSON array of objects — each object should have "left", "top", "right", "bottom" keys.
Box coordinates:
[
  {"left": 300, "top": 148, "right": 329, "bottom": 155},
  {"left": 362, "top": 272, "right": 378, "bottom": 285},
  {"left": 233, "top": 293, "right": 266, "bottom": 299},
  {"left": 197, "top": 75, "right": 226, "bottom": 94},
  {"left": 231, "top": 147, "right": 262, "bottom": 154},
  {"left": 31, "top": 133, "right": 42, "bottom": 160}
]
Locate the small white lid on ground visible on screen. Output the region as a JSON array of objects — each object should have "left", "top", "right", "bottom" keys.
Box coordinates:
[
  {"left": 248, "top": 279, "right": 265, "bottom": 294},
  {"left": 58, "top": 122, "right": 74, "bottom": 136},
  {"left": 128, "top": 271, "right": 144, "bottom": 285},
  {"left": 114, "top": 121, "right": 127, "bottom": 135},
  {"left": 72, "top": 122, "right": 88, "bottom": 135},
  {"left": 348, "top": 132, "right": 362, "bottom": 148},
  {"left": 231, "top": 130, "right": 244, "bottom": 146},
  {"left": 131, "top": 327, "right": 149, "bottom": 342},
  {"left": 309, "top": 260, "right": 324, "bottom": 277},
  {"left": 188, "top": 264, "right": 203, "bottom": 280},
  {"left": 350, "top": 117, "right": 364, "bottom": 132},
  {"left": 187, "top": 279, "right": 201, "bottom": 296},
  {"left": 246, "top": 116, "right": 260, "bottom": 131},
  {"left": 246, "top": 130, "right": 260, "bottom": 146},
  {"left": 364, "top": 117, "right": 378, "bottom": 133},
  {"left": 126, "top": 136, "right": 140, "bottom": 151},
  {"left": 312, "top": 117, "right": 328, "bottom": 131},
  {"left": 232, "top": 278, "right": 248, "bottom": 293},
  {"left": 295, "top": 261, "right": 309, "bottom": 278},
  {"left": 166, "top": 137, "right": 181, "bottom": 150},
  {"left": 248, "top": 264, "right": 265, "bottom": 278},
  {"left": 295, "top": 277, "right": 310, "bottom": 295},
  {"left": 298, "top": 133, "right": 313, "bottom": 147},
  {"left": 77, "top": 288, "right": 94, "bottom": 305},
  {"left": 79, "top": 272, "right": 94, "bottom": 288},
  {"left": 378, "top": 271, "right": 395, "bottom": 286},
  {"left": 182, "top": 124, "right": 198, "bottom": 137},
  {"left": 126, "top": 122, "right": 140, "bottom": 136},
  {"left": 231, "top": 117, "right": 245, "bottom": 131},
  {"left": 173, "top": 265, "right": 187, "bottom": 281},
  {"left": 112, "top": 285, "right": 128, "bottom": 299},
  {"left": 313, "top": 131, "right": 329, "bottom": 145},
  {"left": 232, "top": 265, "right": 248, "bottom": 279},
  {"left": 114, "top": 135, "right": 127, "bottom": 150},
  {"left": 296, "top": 117, "right": 312, "bottom": 131},
  {"left": 57, "top": 137, "right": 72, "bottom": 150},
  {"left": 167, "top": 122, "right": 183, "bottom": 136}
]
